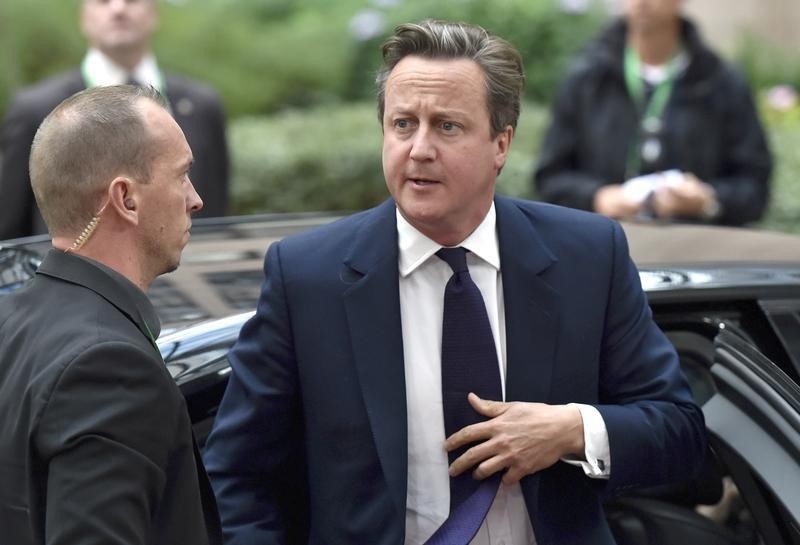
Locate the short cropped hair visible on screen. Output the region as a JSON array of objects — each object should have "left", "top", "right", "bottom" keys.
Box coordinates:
[
  {"left": 376, "top": 19, "right": 524, "bottom": 137},
  {"left": 29, "top": 85, "right": 167, "bottom": 235}
]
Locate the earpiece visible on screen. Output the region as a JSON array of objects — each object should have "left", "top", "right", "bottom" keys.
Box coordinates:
[{"left": 124, "top": 199, "right": 135, "bottom": 210}]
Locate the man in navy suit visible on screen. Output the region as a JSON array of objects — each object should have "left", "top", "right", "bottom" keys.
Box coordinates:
[
  {"left": 204, "top": 20, "right": 706, "bottom": 545},
  {"left": 0, "top": 0, "right": 228, "bottom": 239}
]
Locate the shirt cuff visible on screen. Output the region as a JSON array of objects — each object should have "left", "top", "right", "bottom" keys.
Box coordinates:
[{"left": 560, "top": 403, "right": 610, "bottom": 479}]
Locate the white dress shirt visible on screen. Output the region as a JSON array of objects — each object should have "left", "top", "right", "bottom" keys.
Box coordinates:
[
  {"left": 398, "top": 204, "right": 610, "bottom": 545},
  {"left": 81, "top": 48, "right": 164, "bottom": 92}
]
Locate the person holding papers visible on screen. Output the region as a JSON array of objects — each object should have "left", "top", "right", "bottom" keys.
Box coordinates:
[{"left": 534, "top": 0, "right": 772, "bottom": 226}]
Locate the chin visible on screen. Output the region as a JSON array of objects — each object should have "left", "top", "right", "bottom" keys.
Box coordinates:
[{"left": 161, "top": 258, "right": 180, "bottom": 276}]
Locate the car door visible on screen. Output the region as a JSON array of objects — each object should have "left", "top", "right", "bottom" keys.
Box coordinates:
[
  {"left": 705, "top": 329, "right": 800, "bottom": 544},
  {"left": 607, "top": 324, "right": 800, "bottom": 545}
]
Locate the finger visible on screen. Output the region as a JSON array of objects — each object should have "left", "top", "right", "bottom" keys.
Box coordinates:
[
  {"left": 501, "top": 465, "right": 528, "bottom": 486},
  {"left": 683, "top": 172, "right": 701, "bottom": 185},
  {"left": 674, "top": 180, "right": 704, "bottom": 198},
  {"left": 449, "top": 439, "right": 497, "bottom": 477},
  {"left": 657, "top": 184, "right": 679, "bottom": 196},
  {"left": 445, "top": 420, "right": 492, "bottom": 452},
  {"left": 468, "top": 392, "right": 508, "bottom": 417},
  {"left": 472, "top": 453, "right": 508, "bottom": 481}
]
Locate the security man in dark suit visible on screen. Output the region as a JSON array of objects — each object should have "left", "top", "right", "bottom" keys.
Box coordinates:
[
  {"left": 0, "top": 85, "right": 221, "bottom": 545},
  {"left": 0, "top": 0, "right": 229, "bottom": 240}
]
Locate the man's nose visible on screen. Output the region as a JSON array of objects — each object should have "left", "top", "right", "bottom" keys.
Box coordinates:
[
  {"left": 187, "top": 179, "right": 204, "bottom": 213},
  {"left": 409, "top": 126, "right": 436, "bottom": 161}
]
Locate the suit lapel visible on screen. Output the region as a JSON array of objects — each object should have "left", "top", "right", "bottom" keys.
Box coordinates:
[
  {"left": 496, "top": 197, "right": 559, "bottom": 404},
  {"left": 341, "top": 200, "right": 408, "bottom": 516},
  {"left": 68, "top": 69, "right": 87, "bottom": 94}
]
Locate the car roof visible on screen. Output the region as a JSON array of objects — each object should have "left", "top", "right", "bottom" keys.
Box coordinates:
[
  {"left": 623, "top": 222, "right": 800, "bottom": 267},
  {"left": 5, "top": 213, "right": 800, "bottom": 329}
]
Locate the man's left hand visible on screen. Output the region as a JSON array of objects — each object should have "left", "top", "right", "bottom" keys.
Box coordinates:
[{"left": 445, "top": 393, "right": 585, "bottom": 485}]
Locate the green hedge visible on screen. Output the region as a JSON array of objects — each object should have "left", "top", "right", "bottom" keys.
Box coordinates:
[
  {"left": 228, "top": 101, "right": 545, "bottom": 215},
  {"left": 229, "top": 100, "right": 800, "bottom": 234},
  {"left": 759, "top": 119, "right": 800, "bottom": 234}
]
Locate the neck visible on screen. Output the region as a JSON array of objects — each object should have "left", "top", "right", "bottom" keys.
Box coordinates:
[
  {"left": 101, "top": 46, "right": 148, "bottom": 72},
  {"left": 627, "top": 19, "right": 681, "bottom": 65},
  {"left": 52, "top": 236, "right": 153, "bottom": 291}
]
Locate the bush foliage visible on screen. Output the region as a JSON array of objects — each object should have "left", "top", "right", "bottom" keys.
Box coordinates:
[
  {"left": 228, "top": 101, "right": 546, "bottom": 215},
  {"left": 3, "top": 0, "right": 799, "bottom": 233},
  {"left": 228, "top": 100, "right": 800, "bottom": 235}
]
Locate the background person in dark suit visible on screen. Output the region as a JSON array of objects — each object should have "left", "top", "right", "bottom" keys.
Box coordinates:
[
  {"left": 534, "top": 0, "right": 772, "bottom": 226},
  {"left": 0, "top": 0, "right": 229, "bottom": 240},
  {"left": 203, "top": 20, "right": 706, "bottom": 545},
  {"left": 0, "top": 85, "right": 220, "bottom": 545}
]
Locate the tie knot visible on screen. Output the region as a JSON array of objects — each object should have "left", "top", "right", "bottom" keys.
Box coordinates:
[{"left": 436, "top": 247, "right": 468, "bottom": 274}]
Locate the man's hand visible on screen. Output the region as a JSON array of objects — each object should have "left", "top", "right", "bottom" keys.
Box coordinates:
[{"left": 445, "top": 393, "right": 585, "bottom": 485}]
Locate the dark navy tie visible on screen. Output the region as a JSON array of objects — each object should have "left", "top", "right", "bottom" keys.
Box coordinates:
[{"left": 425, "top": 247, "right": 502, "bottom": 545}]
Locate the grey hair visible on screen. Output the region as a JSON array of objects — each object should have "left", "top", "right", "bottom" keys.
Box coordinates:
[
  {"left": 29, "top": 84, "right": 167, "bottom": 235},
  {"left": 376, "top": 19, "right": 524, "bottom": 137}
]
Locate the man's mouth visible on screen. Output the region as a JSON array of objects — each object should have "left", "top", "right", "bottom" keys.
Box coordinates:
[{"left": 409, "top": 177, "right": 440, "bottom": 186}]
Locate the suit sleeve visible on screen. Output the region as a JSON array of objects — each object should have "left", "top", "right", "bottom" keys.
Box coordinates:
[
  {"left": 594, "top": 222, "right": 707, "bottom": 494},
  {"left": 207, "top": 95, "right": 229, "bottom": 216},
  {"left": 186, "top": 86, "right": 229, "bottom": 218},
  {"left": 36, "top": 342, "right": 183, "bottom": 545},
  {"left": 533, "top": 67, "right": 612, "bottom": 211},
  {"left": 0, "top": 93, "right": 38, "bottom": 239},
  {"left": 203, "top": 242, "right": 306, "bottom": 545},
  {"left": 705, "top": 67, "right": 772, "bottom": 226}
]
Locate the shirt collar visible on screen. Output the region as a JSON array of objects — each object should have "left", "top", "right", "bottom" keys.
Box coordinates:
[
  {"left": 397, "top": 203, "right": 500, "bottom": 277},
  {"left": 82, "top": 48, "right": 163, "bottom": 90},
  {"left": 640, "top": 50, "right": 689, "bottom": 85}
]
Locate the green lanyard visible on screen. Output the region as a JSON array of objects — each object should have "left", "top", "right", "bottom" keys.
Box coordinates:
[
  {"left": 623, "top": 46, "right": 678, "bottom": 177},
  {"left": 143, "top": 319, "right": 163, "bottom": 361}
]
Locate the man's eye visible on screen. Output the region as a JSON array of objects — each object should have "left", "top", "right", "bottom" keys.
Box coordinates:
[
  {"left": 395, "top": 119, "right": 410, "bottom": 129},
  {"left": 441, "top": 122, "right": 459, "bottom": 132}
]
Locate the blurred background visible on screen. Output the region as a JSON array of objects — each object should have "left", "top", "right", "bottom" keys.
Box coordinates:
[{"left": 2, "top": 0, "right": 799, "bottom": 231}]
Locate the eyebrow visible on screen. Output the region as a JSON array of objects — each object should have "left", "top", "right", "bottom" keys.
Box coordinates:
[{"left": 389, "top": 106, "right": 469, "bottom": 119}]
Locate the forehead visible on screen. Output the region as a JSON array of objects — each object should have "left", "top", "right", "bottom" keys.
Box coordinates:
[
  {"left": 138, "top": 100, "right": 190, "bottom": 159},
  {"left": 384, "top": 56, "right": 487, "bottom": 109}
]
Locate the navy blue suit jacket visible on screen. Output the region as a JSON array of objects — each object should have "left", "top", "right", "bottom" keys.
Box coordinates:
[{"left": 204, "top": 196, "right": 706, "bottom": 545}]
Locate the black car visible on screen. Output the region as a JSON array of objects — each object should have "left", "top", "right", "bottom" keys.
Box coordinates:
[{"left": 3, "top": 215, "right": 800, "bottom": 545}]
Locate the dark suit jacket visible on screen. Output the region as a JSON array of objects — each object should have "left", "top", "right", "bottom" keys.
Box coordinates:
[
  {"left": 204, "top": 196, "right": 706, "bottom": 545},
  {"left": 0, "top": 250, "right": 222, "bottom": 545},
  {"left": 0, "top": 68, "right": 229, "bottom": 239}
]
